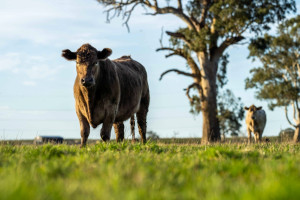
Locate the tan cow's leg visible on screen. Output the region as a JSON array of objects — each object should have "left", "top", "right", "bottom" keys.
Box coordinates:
[
  {"left": 254, "top": 132, "right": 260, "bottom": 143},
  {"left": 247, "top": 128, "right": 252, "bottom": 144},
  {"left": 258, "top": 132, "right": 262, "bottom": 142}
]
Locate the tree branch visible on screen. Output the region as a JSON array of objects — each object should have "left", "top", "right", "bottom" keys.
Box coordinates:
[
  {"left": 156, "top": 47, "right": 185, "bottom": 58},
  {"left": 166, "top": 31, "right": 192, "bottom": 47},
  {"left": 199, "top": 0, "right": 212, "bottom": 29},
  {"left": 285, "top": 106, "right": 297, "bottom": 128},
  {"left": 143, "top": 0, "right": 197, "bottom": 31},
  {"left": 156, "top": 47, "right": 201, "bottom": 81},
  {"left": 122, "top": 2, "right": 139, "bottom": 31},
  {"left": 99, "top": 0, "right": 207, "bottom": 35},
  {"left": 184, "top": 83, "right": 205, "bottom": 103},
  {"left": 292, "top": 102, "right": 297, "bottom": 124},
  {"left": 177, "top": 0, "right": 183, "bottom": 11},
  {"left": 157, "top": 47, "right": 183, "bottom": 54},
  {"left": 159, "top": 69, "right": 197, "bottom": 81},
  {"left": 293, "top": 53, "right": 300, "bottom": 110},
  {"left": 214, "top": 36, "right": 245, "bottom": 59},
  {"left": 101, "top": 0, "right": 140, "bottom": 31},
  {"left": 297, "top": 62, "right": 300, "bottom": 78}
]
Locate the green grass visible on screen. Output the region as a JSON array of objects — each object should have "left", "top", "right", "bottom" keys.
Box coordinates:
[{"left": 0, "top": 142, "right": 300, "bottom": 200}]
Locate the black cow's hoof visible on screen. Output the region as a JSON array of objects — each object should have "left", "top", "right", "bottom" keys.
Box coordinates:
[{"left": 101, "top": 135, "right": 110, "bottom": 142}]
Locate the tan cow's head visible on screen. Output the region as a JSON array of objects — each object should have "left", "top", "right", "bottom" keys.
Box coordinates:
[
  {"left": 62, "top": 43, "right": 112, "bottom": 88},
  {"left": 244, "top": 105, "right": 262, "bottom": 120}
]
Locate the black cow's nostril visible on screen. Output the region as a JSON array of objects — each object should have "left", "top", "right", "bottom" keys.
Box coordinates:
[
  {"left": 81, "top": 77, "right": 94, "bottom": 87},
  {"left": 86, "top": 77, "right": 92, "bottom": 82}
]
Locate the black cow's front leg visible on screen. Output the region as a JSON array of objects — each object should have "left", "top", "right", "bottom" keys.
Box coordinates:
[
  {"left": 76, "top": 110, "right": 90, "bottom": 147},
  {"left": 100, "top": 113, "right": 115, "bottom": 142}
]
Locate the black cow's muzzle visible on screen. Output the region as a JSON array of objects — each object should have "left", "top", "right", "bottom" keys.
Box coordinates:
[{"left": 81, "top": 77, "right": 94, "bottom": 88}]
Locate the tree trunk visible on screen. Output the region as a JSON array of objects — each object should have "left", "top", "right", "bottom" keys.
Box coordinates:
[
  {"left": 292, "top": 111, "right": 300, "bottom": 143},
  {"left": 201, "top": 92, "right": 220, "bottom": 144},
  {"left": 293, "top": 125, "right": 300, "bottom": 143},
  {"left": 198, "top": 53, "right": 221, "bottom": 144}
]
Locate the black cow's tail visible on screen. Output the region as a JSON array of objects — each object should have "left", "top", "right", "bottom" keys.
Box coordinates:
[{"left": 130, "top": 115, "right": 135, "bottom": 143}]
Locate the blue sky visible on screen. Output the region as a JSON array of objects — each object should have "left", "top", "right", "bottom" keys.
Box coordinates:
[{"left": 0, "top": 0, "right": 299, "bottom": 140}]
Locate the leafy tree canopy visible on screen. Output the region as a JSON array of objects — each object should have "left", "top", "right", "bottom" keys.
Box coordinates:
[
  {"left": 98, "top": 0, "right": 296, "bottom": 56},
  {"left": 246, "top": 15, "right": 300, "bottom": 110},
  {"left": 217, "top": 89, "right": 244, "bottom": 137},
  {"left": 245, "top": 15, "right": 300, "bottom": 142}
]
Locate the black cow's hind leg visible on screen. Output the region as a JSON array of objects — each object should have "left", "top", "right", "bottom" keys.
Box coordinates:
[
  {"left": 137, "top": 94, "right": 149, "bottom": 144},
  {"left": 113, "top": 122, "right": 124, "bottom": 142}
]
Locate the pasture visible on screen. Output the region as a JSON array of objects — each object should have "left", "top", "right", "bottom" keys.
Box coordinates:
[{"left": 0, "top": 141, "right": 300, "bottom": 200}]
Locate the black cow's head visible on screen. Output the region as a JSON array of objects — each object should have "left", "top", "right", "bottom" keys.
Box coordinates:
[{"left": 62, "top": 43, "right": 112, "bottom": 88}]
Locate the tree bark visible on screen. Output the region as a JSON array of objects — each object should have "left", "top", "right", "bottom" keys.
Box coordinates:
[
  {"left": 198, "top": 53, "right": 221, "bottom": 144},
  {"left": 201, "top": 92, "right": 220, "bottom": 144},
  {"left": 293, "top": 125, "right": 300, "bottom": 143},
  {"left": 292, "top": 108, "right": 299, "bottom": 143}
]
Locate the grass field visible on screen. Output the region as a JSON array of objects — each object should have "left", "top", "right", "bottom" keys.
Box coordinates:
[{"left": 0, "top": 141, "right": 300, "bottom": 200}]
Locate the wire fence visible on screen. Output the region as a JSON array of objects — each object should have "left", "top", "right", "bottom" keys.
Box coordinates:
[{"left": 0, "top": 91, "right": 291, "bottom": 139}]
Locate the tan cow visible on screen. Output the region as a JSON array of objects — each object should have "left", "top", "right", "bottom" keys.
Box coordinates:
[
  {"left": 244, "top": 105, "right": 267, "bottom": 143},
  {"left": 62, "top": 44, "right": 150, "bottom": 147}
]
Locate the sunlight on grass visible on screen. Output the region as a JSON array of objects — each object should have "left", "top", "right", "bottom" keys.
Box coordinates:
[{"left": 0, "top": 142, "right": 300, "bottom": 200}]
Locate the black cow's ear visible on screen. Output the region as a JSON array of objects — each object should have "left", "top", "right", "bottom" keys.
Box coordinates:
[
  {"left": 257, "top": 106, "right": 262, "bottom": 110},
  {"left": 244, "top": 106, "right": 249, "bottom": 110},
  {"left": 97, "top": 48, "right": 112, "bottom": 60},
  {"left": 62, "top": 49, "right": 77, "bottom": 61}
]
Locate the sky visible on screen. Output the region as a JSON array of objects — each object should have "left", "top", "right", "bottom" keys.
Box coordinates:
[{"left": 0, "top": 0, "right": 299, "bottom": 140}]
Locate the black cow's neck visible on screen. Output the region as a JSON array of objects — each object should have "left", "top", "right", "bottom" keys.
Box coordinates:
[
  {"left": 97, "top": 60, "right": 113, "bottom": 94},
  {"left": 80, "top": 60, "right": 107, "bottom": 121},
  {"left": 81, "top": 85, "right": 96, "bottom": 121}
]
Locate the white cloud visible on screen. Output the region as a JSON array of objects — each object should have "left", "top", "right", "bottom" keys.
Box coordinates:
[
  {"left": 0, "top": 106, "right": 10, "bottom": 110},
  {"left": 0, "top": 52, "right": 64, "bottom": 81},
  {"left": 0, "top": 0, "right": 181, "bottom": 47},
  {"left": 0, "top": 53, "right": 21, "bottom": 72},
  {"left": 0, "top": 0, "right": 127, "bottom": 46},
  {"left": 0, "top": 0, "right": 88, "bottom": 45},
  {"left": 25, "top": 64, "right": 62, "bottom": 80},
  {"left": 23, "top": 81, "right": 36, "bottom": 86}
]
